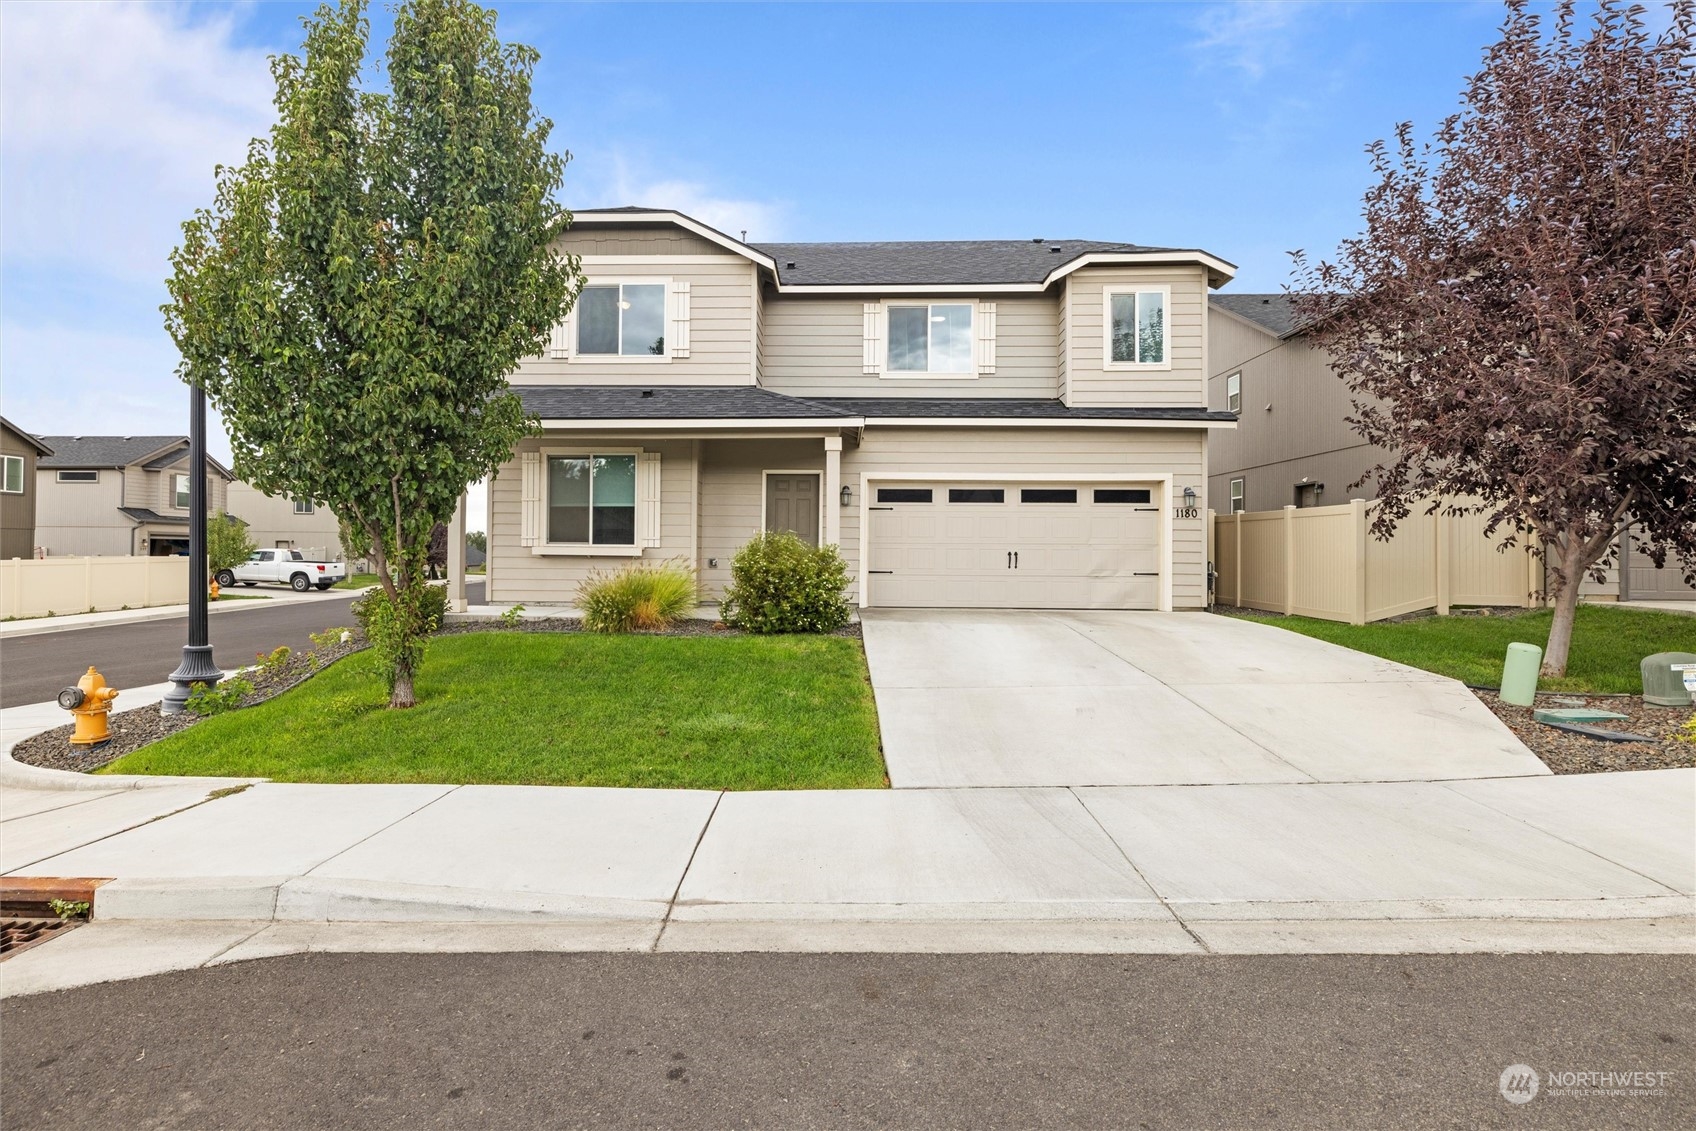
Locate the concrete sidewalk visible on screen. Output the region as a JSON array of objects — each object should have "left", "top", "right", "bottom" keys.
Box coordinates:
[{"left": 2, "top": 769, "right": 1690, "bottom": 992}]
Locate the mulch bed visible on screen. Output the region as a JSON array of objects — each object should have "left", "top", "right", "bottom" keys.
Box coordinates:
[
  {"left": 438, "top": 614, "right": 863, "bottom": 639},
  {"left": 9, "top": 629, "right": 368, "bottom": 775},
  {"left": 1475, "top": 689, "right": 1695, "bottom": 774}
]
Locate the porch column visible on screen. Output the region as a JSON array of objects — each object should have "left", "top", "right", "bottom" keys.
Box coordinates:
[
  {"left": 823, "top": 435, "right": 842, "bottom": 547},
  {"left": 447, "top": 491, "right": 467, "bottom": 612}
]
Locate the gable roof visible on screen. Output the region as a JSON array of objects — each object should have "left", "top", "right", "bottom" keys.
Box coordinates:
[
  {"left": 1211, "top": 293, "right": 1304, "bottom": 338},
  {"left": 569, "top": 208, "right": 1236, "bottom": 290},
  {"left": 0, "top": 416, "right": 52, "bottom": 456},
  {"left": 37, "top": 435, "right": 185, "bottom": 469}
]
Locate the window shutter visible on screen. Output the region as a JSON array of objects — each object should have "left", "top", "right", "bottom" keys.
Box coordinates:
[
  {"left": 670, "top": 282, "right": 691, "bottom": 358},
  {"left": 977, "top": 302, "right": 997, "bottom": 374},
  {"left": 862, "top": 303, "right": 882, "bottom": 375},
  {"left": 520, "top": 452, "right": 541, "bottom": 547},
  {"left": 549, "top": 310, "right": 571, "bottom": 360},
  {"left": 638, "top": 451, "right": 662, "bottom": 549}
]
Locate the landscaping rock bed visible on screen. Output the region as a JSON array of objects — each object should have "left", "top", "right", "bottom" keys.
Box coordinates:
[
  {"left": 1475, "top": 689, "right": 1695, "bottom": 774},
  {"left": 9, "top": 629, "right": 367, "bottom": 774}
]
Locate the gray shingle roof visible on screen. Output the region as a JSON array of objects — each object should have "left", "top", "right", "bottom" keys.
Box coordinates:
[
  {"left": 118, "top": 506, "right": 188, "bottom": 524},
  {"left": 512, "top": 385, "right": 852, "bottom": 420},
  {"left": 751, "top": 240, "right": 1179, "bottom": 287},
  {"left": 38, "top": 435, "right": 185, "bottom": 469},
  {"left": 807, "top": 398, "right": 1236, "bottom": 422},
  {"left": 1211, "top": 294, "right": 1304, "bottom": 337}
]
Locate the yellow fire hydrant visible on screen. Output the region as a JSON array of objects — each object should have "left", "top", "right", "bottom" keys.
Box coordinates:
[{"left": 58, "top": 667, "right": 120, "bottom": 746}]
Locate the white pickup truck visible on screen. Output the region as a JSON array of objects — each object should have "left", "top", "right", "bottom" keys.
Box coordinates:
[{"left": 218, "top": 549, "right": 348, "bottom": 592}]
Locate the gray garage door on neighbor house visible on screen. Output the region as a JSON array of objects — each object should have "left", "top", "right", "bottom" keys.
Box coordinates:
[{"left": 866, "top": 482, "right": 1163, "bottom": 609}]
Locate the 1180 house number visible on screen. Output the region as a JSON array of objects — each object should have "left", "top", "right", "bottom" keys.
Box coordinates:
[{"left": 1173, "top": 506, "right": 1199, "bottom": 519}]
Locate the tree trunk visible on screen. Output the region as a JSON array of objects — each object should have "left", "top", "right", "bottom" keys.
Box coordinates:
[
  {"left": 1541, "top": 545, "right": 1586, "bottom": 677},
  {"left": 389, "top": 670, "right": 416, "bottom": 709}
]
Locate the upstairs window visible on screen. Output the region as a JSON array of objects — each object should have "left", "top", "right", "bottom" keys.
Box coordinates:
[
  {"left": 888, "top": 303, "right": 974, "bottom": 374},
  {"left": 173, "top": 473, "right": 191, "bottom": 509},
  {"left": 577, "top": 283, "right": 666, "bottom": 357},
  {"left": 1107, "top": 287, "right": 1168, "bottom": 367},
  {"left": 1230, "top": 478, "right": 1246, "bottom": 514},
  {"left": 56, "top": 469, "right": 98, "bottom": 483},
  {"left": 1226, "top": 371, "right": 1242, "bottom": 413},
  {"left": 1, "top": 455, "right": 22, "bottom": 494},
  {"left": 293, "top": 499, "right": 314, "bottom": 515}
]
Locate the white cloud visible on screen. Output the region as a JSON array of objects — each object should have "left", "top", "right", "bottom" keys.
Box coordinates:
[
  {"left": 575, "top": 152, "right": 790, "bottom": 241},
  {"left": 1189, "top": 1, "right": 1318, "bottom": 81},
  {"left": 0, "top": 1, "right": 276, "bottom": 282}
]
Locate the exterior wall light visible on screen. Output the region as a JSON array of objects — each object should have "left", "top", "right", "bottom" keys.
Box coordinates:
[
  {"left": 1182, "top": 486, "right": 1197, "bottom": 508},
  {"left": 840, "top": 485, "right": 853, "bottom": 507}
]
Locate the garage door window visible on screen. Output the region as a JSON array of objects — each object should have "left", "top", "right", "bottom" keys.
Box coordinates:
[
  {"left": 948, "top": 488, "right": 1004, "bottom": 503},
  {"left": 1020, "top": 488, "right": 1077, "bottom": 504},
  {"left": 877, "top": 488, "right": 933, "bottom": 503},
  {"left": 1094, "top": 489, "right": 1153, "bottom": 504}
]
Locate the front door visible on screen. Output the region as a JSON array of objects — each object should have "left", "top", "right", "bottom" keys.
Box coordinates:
[{"left": 765, "top": 474, "right": 821, "bottom": 546}]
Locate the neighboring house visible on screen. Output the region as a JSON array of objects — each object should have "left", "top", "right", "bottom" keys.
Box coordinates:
[
  {"left": 1, "top": 417, "right": 53, "bottom": 559},
  {"left": 1205, "top": 293, "right": 1694, "bottom": 602},
  {"left": 226, "top": 481, "right": 344, "bottom": 561},
  {"left": 481, "top": 207, "right": 1237, "bottom": 612},
  {"left": 35, "top": 436, "right": 232, "bottom": 557}
]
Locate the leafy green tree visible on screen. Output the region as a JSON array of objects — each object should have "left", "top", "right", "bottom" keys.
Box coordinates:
[
  {"left": 206, "top": 513, "right": 257, "bottom": 588},
  {"left": 165, "top": 0, "right": 578, "bottom": 705},
  {"left": 466, "top": 530, "right": 487, "bottom": 553}
]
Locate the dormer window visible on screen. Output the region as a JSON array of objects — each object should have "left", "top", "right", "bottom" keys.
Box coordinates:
[
  {"left": 172, "top": 473, "right": 191, "bottom": 509},
  {"left": 1105, "top": 286, "right": 1170, "bottom": 369},
  {"left": 577, "top": 283, "right": 666, "bottom": 357},
  {"left": 887, "top": 303, "right": 973, "bottom": 374}
]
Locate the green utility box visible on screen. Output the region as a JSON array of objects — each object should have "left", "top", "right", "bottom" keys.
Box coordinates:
[
  {"left": 1500, "top": 642, "right": 1542, "bottom": 707},
  {"left": 1641, "top": 652, "right": 1696, "bottom": 708}
]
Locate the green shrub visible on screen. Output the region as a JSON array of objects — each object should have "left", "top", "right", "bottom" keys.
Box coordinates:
[
  {"left": 578, "top": 559, "right": 698, "bottom": 633},
  {"left": 720, "top": 532, "right": 851, "bottom": 635},
  {"left": 186, "top": 675, "right": 255, "bottom": 716},
  {"left": 352, "top": 580, "right": 448, "bottom": 695},
  {"left": 498, "top": 604, "right": 526, "bottom": 628}
]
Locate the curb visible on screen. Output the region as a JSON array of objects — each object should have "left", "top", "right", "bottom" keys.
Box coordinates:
[{"left": 0, "top": 587, "right": 380, "bottom": 640}]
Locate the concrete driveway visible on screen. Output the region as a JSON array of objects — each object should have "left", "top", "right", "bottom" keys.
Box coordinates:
[{"left": 860, "top": 609, "right": 1549, "bottom": 788}]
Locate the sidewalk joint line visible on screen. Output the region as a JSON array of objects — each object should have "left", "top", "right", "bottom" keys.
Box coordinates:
[
  {"left": 199, "top": 922, "right": 275, "bottom": 969},
  {"left": 298, "top": 785, "right": 464, "bottom": 878},
  {"left": 1066, "top": 786, "right": 1211, "bottom": 954},
  {"left": 653, "top": 791, "right": 724, "bottom": 952}
]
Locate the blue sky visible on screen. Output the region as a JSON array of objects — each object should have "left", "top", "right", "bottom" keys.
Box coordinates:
[{"left": 0, "top": 1, "right": 1570, "bottom": 526}]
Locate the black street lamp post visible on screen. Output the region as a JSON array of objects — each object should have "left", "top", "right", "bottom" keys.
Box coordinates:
[{"left": 161, "top": 382, "right": 221, "bottom": 714}]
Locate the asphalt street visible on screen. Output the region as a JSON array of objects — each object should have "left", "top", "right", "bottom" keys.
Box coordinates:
[
  {"left": 2, "top": 952, "right": 1689, "bottom": 1130},
  {"left": 0, "top": 581, "right": 484, "bottom": 707}
]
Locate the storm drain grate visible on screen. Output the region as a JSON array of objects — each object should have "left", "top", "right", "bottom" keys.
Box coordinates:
[{"left": 0, "top": 918, "right": 80, "bottom": 961}]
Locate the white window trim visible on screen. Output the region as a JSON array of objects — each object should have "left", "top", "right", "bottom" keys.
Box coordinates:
[
  {"left": 1102, "top": 285, "right": 1173, "bottom": 371},
  {"left": 565, "top": 277, "right": 676, "bottom": 363},
  {"left": 1226, "top": 371, "right": 1242, "bottom": 413},
  {"left": 1230, "top": 478, "right": 1246, "bottom": 514},
  {"left": 759, "top": 469, "right": 823, "bottom": 546},
  {"left": 533, "top": 446, "right": 645, "bottom": 557},
  {"left": 878, "top": 300, "right": 982, "bottom": 380},
  {"left": 56, "top": 469, "right": 98, "bottom": 483},
  {"left": 292, "top": 499, "right": 314, "bottom": 515},
  {"left": 171, "top": 473, "right": 192, "bottom": 510},
  {"left": 1, "top": 454, "right": 23, "bottom": 494}
]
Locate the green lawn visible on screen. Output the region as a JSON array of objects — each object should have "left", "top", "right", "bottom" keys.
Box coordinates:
[
  {"left": 102, "top": 632, "right": 887, "bottom": 789},
  {"left": 1238, "top": 604, "right": 1695, "bottom": 693},
  {"left": 332, "top": 572, "right": 381, "bottom": 590}
]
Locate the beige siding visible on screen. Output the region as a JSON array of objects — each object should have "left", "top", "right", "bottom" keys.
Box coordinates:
[
  {"left": 513, "top": 230, "right": 756, "bottom": 387},
  {"left": 841, "top": 427, "right": 1210, "bottom": 608},
  {"left": 758, "top": 295, "right": 1061, "bottom": 399},
  {"left": 143, "top": 458, "right": 230, "bottom": 517},
  {"left": 1205, "top": 307, "right": 1389, "bottom": 513},
  {"left": 34, "top": 469, "right": 131, "bottom": 556},
  {"left": 1057, "top": 279, "right": 1071, "bottom": 402},
  {"left": 1065, "top": 266, "right": 1208, "bottom": 408},
  {"left": 487, "top": 435, "right": 698, "bottom": 605},
  {"left": 697, "top": 439, "right": 824, "bottom": 599}
]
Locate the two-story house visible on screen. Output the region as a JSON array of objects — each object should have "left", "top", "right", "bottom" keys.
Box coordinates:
[
  {"left": 35, "top": 435, "right": 233, "bottom": 557},
  {"left": 1, "top": 417, "right": 53, "bottom": 559},
  {"left": 479, "top": 208, "right": 1237, "bottom": 612}
]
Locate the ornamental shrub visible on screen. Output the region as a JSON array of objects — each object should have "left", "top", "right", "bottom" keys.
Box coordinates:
[
  {"left": 578, "top": 559, "right": 699, "bottom": 633},
  {"left": 720, "top": 532, "right": 851, "bottom": 635},
  {"left": 353, "top": 580, "right": 448, "bottom": 696}
]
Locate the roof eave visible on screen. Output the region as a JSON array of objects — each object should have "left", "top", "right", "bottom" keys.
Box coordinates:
[
  {"left": 771, "top": 250, "right": 1239, "bottom": 294},
  {"left": 567, "top": 210, "right": 778, "bottom": 273}
]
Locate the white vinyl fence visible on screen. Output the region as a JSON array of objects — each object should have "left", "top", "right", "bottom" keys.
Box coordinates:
[
  {"left": 1212, "top": 500, "right": 1542, "bottom": 625},
  {"left": 1, "top": 556, "right": 190, "bottom": 619}
]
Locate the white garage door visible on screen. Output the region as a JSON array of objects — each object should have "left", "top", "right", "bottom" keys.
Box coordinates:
[{"left": 866, "top": 482, "right": 1162, "bottom": 609}]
